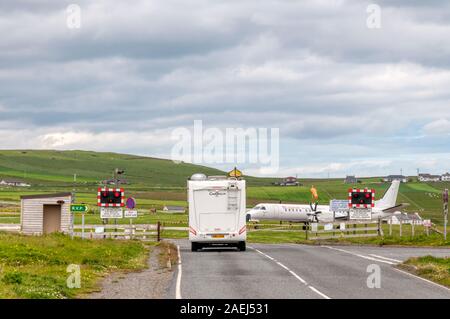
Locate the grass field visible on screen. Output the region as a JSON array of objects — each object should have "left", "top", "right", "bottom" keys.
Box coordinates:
[{"left": 0, "top": 232, "right": 150, "bottom": 298}]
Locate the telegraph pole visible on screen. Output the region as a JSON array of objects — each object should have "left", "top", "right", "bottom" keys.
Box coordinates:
[{"left": 444, "top": 189, "right": 448, "bottom": 241}]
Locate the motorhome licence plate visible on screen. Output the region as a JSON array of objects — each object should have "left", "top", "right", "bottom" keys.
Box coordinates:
[{"left": 212, "top": 234, "right": 225, "bottom": 238}]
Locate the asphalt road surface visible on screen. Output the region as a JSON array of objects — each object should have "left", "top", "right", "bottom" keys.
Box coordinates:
[{"left": 168, "top": 241, "right": 450, "bottom": 299}]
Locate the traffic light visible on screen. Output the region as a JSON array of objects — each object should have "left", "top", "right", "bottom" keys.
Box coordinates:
[
  {"left": 98, "top": 188, "right": 124, "bottom": 207},
  {"left": 348, "top": 188, "right": 375, "bottom": 208}
]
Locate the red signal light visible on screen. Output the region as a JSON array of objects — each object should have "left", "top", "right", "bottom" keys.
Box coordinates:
[
  {"left": 365, "top": 193, "right": 371, "bottom": 198},
  {"left": 114, "top": 192, "right": 120, "bottom": 197}
]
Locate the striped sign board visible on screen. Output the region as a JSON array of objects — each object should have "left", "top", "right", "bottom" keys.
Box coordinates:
[
  {"left": 348, "top": 188, "right": 375, "bottom": 209},
  {"left": 97, "top": 188, "right": 125, "bottom": 207}
]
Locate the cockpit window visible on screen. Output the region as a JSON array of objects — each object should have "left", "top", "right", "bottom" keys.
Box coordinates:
[{"left": 253, "top": 205, "right": 266, "bottom": 210}]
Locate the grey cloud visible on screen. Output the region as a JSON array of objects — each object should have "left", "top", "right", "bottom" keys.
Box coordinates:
[{"left": 1, "top": 0, "right": 450, "bottom": 177}]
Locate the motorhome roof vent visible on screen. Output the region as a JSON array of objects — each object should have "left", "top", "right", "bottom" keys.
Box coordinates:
[{"left": 190, "top": 173, "right": 207, "bottom": 181}]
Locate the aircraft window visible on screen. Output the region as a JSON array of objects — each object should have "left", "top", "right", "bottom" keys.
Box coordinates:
[{"left": 260, "top": 206, "right": 266, "bottom": 210}]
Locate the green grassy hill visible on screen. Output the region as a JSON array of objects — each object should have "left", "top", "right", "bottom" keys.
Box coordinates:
[{"left": 0, "top": 150, "right": 275, "bottom": 188}]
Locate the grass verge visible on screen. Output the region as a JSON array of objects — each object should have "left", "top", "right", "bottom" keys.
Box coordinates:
[
  {"left": 0, "top": 232, "right": 150, "bottom": 298},
  {"left": 399, "top": 256, "right": 450, "bottom": 288}
]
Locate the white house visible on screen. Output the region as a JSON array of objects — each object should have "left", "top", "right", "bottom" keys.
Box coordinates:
[
  {"left": 388, "top": 212, "right": 423, "bottom": 225},
  {"left": 163, "top": 205, "right": 186, "bottom": 213},
  {"left": 441, "top": 173, "right": 450, "bottom": 181}
]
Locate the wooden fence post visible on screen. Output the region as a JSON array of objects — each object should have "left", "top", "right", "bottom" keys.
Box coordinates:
[
  {"left": 399, "top": 220, "right": 402, "bottom": 237},
  {"left": 411, "top": 222, "right": 415, "bottom": 237},
  {"left": 389, "top": 218, "right": 392, "bottom": 236},
  {"left": 157, "top": 221, "right": 161, "bottom": 242}
]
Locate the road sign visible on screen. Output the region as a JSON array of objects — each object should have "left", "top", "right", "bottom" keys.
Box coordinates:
[
  {"left": 228, "top": 167, "right": 242, "bottom": 178},
  {"left": 70, "top": 204, "right": 89, "bottom": 213},
  {"left": 330, "top": 200, "right": 349, "bottom": 212},
  {"left": 100, "top": 207, "right": 123, "bottom": 219},
  {"left": 349, "top": 208, "right": 372, "bottom": 220},
  {"left": 444, "top": 189, "right": 448, "bottom": 241},
  {"left": 126, "top": 197, "right": 136, "bottom": 209},
  {"left": 124, "top": 210, "right": 138, "bottom": 218}
]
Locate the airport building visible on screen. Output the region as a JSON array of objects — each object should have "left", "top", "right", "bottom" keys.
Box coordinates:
[
  {"left": 418, "top": 174, "right": 441, "bottom": 182},
  {"left": 383, "top": 175, "right": 408, "bottom": 183}
]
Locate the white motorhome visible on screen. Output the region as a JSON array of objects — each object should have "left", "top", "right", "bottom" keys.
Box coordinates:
[{"left": 188, "top": 174, "right": 247, "bottom": 251}]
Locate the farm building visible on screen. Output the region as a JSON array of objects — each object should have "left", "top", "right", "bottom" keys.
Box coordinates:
[
  {"left": 163, "top": 205, "right": 185, "bottom": 213},
  {"left": 0, "top": 179, "right": 31, "bottom": 187},
  {"left": 388, "top": 212, "right": 423, "bottom": 226},
  {"left": 20, "top": 193, "right": 72, "bottom": 235},
  {"left": 101, "top": 178, "right": 129, "bottom": 185},
  {"left": 273, "top": 176, "right": 299, "bottom": 186},
  {"left": 344, "top": 175, "right": 358, "bottom": 184},
  {"left": 383, "top": 175, "right": 408, "bottom": 183}
]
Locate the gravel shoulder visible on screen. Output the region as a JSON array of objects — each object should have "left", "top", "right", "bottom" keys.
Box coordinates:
[{"left": 86, "top": 243, "right": 176, "bottom": 299}]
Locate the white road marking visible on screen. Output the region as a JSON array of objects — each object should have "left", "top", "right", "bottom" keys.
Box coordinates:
[
  {"left": 276, "top": 261, "right": 290, "bottom": 271},
  {"left": 250, "top": 247, "right": 331, "bottom": 299},
  {"left": 369, "top": 254, "right": 402, "bottom": 263},
  {"left": 175, "top": 245, "right": 182, "bottom": 299},
  {"left": 309, "top": 286, "right": 331, "bottom": 299},
  {"left": 289, "top": 270, "right": 307, "bottom": 285},
  {"left": 322, "top": 246, "right": 396, "bottom": 265}
]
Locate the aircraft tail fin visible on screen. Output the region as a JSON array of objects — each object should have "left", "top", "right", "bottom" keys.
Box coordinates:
[{"left": 376, "top": 180, "right": 400, "bottom": 209}]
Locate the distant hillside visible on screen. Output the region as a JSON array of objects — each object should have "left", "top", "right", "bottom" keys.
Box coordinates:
[{"left": 0, "top": 150, "right": 275, "bottom": 187}]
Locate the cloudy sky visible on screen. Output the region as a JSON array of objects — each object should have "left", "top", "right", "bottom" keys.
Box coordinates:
[{"left": 1, "top": 0, "right": 450, "bottom": 177}]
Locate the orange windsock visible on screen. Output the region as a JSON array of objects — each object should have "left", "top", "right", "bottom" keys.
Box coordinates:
[{"left": 310, "top": 186, "right": 319, "bottom": 200}]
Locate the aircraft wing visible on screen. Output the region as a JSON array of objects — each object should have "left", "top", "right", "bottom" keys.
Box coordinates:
[{"left": 381, "top": 203, "right": 409, "bottom": 214}]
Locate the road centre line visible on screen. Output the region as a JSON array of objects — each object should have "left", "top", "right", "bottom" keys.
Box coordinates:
[{"left": 250, "top": 246, "right": 331, "bottom": 299}]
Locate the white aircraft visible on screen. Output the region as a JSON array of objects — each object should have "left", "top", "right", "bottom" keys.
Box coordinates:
[{"left": 246, "top": 181, "right": 402, "bottom": 223}]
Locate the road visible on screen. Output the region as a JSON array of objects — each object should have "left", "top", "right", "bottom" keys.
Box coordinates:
[{"left": 168, "top": 241, "right": 450, "bottom": 299}]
